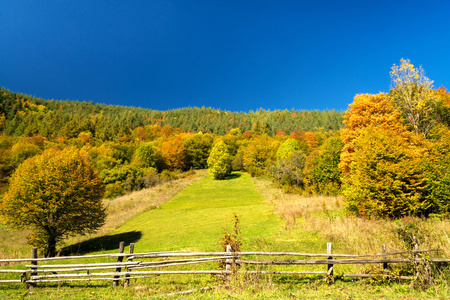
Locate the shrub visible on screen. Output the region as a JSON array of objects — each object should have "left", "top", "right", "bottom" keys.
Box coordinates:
[
  {"left": 276, "top": 138, "right": 301, "bottom": 161},
  {"left": 207, "top": 140, "right": 232, "bottom": 180},
  {"left": 9, "top": 141, "right": 41, "bottom": 169},
  {"left": 423, "top": 125, "right": 450, "bottom": 216},
  {"left": 231, "top": 147, "right": 245, "bottom": 171},
  {"left": 104, "top": 182, "right": 125, "bottom": 199},
  {"left": 138, "top": 167, "right": 160, "bottom": 188}
]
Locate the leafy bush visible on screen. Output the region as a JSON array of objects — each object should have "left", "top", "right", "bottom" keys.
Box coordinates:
[
  {"left": 276, "top": 138, "right": 301, "bottom": 161},
  {"left": 9, "top": 141, "right": 41, "bottom": 169},
  {"left": 104, "top": 182, "right": 125, "bottom": 199},
  {"left": 138, "top": 167, "right": 160, "bottom": 188},
  {"left": 101, "top": 164, "right": 138, "bottom": 185},
  {"left": 231, "top": 147, "right": 245, "bottom": 171},
  {"left": 101, "top": 164, "right": 148, "bottom": 197},
  {"left": 134, "top": 142, "right": 163, "bottom": 170}
]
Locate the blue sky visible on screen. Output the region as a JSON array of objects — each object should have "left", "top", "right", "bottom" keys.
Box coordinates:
[{"left": 1, "top": 0, "right": 449, "bottom": 112}]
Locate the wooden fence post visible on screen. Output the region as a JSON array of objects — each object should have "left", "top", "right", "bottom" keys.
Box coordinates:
[
  {"left": 382, "top": 245, "right": 388, "bottom": 275},
  {"left": 124, "top": 243, "right": 134, "bottom": 288},
  {"left": 28, "top": 247, "right": 38, "bottom": 289},
  {"left": 225, "top": 245, "right": 232, "bottom": 283},
  {"left": 327, "top": 242, "right": 334, "bottom": 283},
  {"left": 113, "top": 241, "right": 125, "bottom": 287}
]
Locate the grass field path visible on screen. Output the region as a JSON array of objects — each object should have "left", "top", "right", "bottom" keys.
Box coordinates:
[{"left": 111, "top": 172, "right": 284, "bottom": 252}]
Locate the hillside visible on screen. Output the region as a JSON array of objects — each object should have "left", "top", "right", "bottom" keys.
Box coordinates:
[{"left": 0, "top": 87, "right": 344, "bottom": 139}]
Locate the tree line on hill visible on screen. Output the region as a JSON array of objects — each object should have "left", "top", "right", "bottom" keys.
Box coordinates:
[{"left": 0, "top": 88, "right": 343, "bottom": 139}]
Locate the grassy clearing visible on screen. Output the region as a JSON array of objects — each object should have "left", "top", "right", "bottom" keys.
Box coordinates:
[
  {"left": 63, "top": 170, "right": 208, "bottom": 254},
  {"left": 110, "top": 172, "right": 284, "bottom": 253}
]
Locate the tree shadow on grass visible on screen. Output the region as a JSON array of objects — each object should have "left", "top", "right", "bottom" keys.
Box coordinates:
[
  {"left": 60, "top": 231, "right": 142, "bottom": 256},
  {"left": 225, "top": 172, "right": 242, "bottom": 180}
]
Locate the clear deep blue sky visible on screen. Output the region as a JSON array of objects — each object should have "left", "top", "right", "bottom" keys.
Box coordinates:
[{"left": 1, "top": 0, "right": 449, "bottom": 112}]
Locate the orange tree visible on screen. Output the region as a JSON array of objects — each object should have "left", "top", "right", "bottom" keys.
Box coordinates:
[
  {"left": 339, "top": 93, "right": 409, "bottom": 176},
  {"left": 161, "top": 135, "right": 188, "bottom": 170},
  {"left": 0, "top": 147, "right": 105, "bottom": 257}
]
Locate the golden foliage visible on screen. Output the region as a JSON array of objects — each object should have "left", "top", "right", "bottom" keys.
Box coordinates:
[{"left": 339, "top": 93, "right": 409, "bottom": 176}]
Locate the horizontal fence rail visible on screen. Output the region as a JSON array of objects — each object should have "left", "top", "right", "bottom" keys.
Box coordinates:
[{"left": 0, "top": 241, "right": 447, "bottom": 290}]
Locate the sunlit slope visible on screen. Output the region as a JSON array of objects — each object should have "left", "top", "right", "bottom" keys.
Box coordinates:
[{"left": 112, "top": 172, "right": 284, "bottom": 252}]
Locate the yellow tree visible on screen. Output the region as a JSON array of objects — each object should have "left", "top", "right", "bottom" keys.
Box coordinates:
[
  {"left": 344, "top": 126, "right": 429, "bottom": 218},
  {"left": 339, "top": 93, "right": 409, "bottom": 176},
  {"left": 390, "top": 58, "right": 439, "bottom": 137},
  {"left": 0, "top": 147, "right": 105, "bottom": 257},
  {"left": 243, "top": 135, "right": 280, "bottom": 177}
]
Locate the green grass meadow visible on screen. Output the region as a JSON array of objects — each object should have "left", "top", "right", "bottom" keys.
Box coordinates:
[{"left": 112, "top": 172, "right": 284, "bottom": 253}]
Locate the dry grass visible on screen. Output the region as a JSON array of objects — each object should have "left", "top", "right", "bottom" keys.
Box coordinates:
[
  {"left": 253, "top": 177, "right": 450, "bottom": 257},
  {"left": 253, "top": 177, "right": 341, "bottom": 228}
]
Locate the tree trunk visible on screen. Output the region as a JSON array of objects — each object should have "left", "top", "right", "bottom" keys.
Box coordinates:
[{"left": 46, "top": 235, "right": 57, "bottom": 257}]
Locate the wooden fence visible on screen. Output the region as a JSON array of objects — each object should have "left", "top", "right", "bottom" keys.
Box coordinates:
[{"left": 0, "top": 241, "right": 448, "bottom": 289}]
